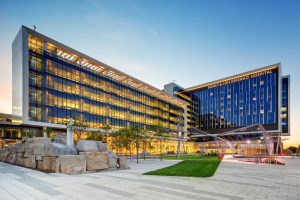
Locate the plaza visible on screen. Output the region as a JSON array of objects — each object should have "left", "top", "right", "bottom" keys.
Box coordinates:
[
  {"left": 0, "top": 25, "right": 291, "bottom": 157},
  {"left": 0, "top": 1, "right": 299, "bottom": 200},
  {"left": 0, "top": 157, "right": 299, "bottom": 200}
]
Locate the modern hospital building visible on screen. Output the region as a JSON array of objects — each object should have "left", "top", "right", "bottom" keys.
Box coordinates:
[{"left": 0, "top": 26, "right": 290, "bottom": 154}]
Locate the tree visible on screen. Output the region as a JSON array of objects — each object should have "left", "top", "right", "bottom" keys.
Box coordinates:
[
  {"left": 141, "top": 131, "right": 154, "bottom": 160},
  {"left": 102, "top": 124, "right": 111, "bottom": 143},
  {"left": 85, "top": 132, "right": 103, "bottom": 141},
  {"left": 42, "top": 127, "right": 53, "bottom": 138},
  {"left": 128, "top": 125, "right": 144, "bottom": 163},
  {"left": 110, "top": 125, "right": 149, "bottom": 163},
  {"left": 154, "top": 125, "right": 169, "bottom": 161},
  {"left": 110, "top": 128, "right": 130, "bottom": 155},
  {"left": 73, "top": 118, "right": 88, "bottom": 141},
  {"left": 110, "top": 129, "right": 122, "bottom": 154},
  {"left": 287, "top": 146, "right": 297, "bottom": 154},
  {"left": 64, "top": 116, "right": 87, "bottom": 141}
]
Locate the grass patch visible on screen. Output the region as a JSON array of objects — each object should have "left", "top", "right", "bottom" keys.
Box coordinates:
[
  {"left": 162, "top": 154, "right": 207, "bottom": 160},
  {"left": 143, "top": 156, "right": 221, "bottom": 177}
]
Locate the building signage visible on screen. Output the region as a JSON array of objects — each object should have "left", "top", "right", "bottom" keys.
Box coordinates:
[{"left": 207, "top": 69, "right": 274, "bottom": 89}]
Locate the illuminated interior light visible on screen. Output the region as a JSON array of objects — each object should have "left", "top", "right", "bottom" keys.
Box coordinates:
[
  {"left": 57, "top": 51, "right": 63, "bottom": 56},
  {"left": 71, "top": 57, "right": 78, "bottom": 62},
  {"left": 43, "top": 42, "right": 185, "bottom": 108}
]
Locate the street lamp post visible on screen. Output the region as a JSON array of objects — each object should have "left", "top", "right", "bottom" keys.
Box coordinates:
[{"left": 176, "top": 111, "right": 181, "bottom": 159}]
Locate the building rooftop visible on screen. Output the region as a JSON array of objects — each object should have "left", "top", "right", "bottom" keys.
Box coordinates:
[{"left": 183, "top": 63, "right": 280, "bottom": 92}]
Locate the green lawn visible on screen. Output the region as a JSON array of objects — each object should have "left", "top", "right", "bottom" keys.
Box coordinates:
[
  {"left": 162, "top": 154, "right": 207, "bottom": 160},
  {"left": 143, "top": 155, "right": 221, "bottom": 177}
]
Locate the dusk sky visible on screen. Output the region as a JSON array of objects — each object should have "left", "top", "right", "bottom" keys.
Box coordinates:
[{"left": 0, "top": 0, "right": 299, "bottom": 147}]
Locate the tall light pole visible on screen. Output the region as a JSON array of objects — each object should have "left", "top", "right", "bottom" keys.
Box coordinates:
[
  {"left": 275, "top": 132, "right": 281, "bottom": 165},
  {"left": 176, "top": 110, "right": 181, "bottom": 159}
]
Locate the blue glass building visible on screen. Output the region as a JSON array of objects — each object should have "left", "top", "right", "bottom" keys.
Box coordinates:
[{"left": 174, "top": 64, "right": 290, "bottom": 136}]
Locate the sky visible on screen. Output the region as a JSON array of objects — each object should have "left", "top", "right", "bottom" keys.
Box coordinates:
[{"left": 0, "top": 0, "right": 299, "bottom": 147}]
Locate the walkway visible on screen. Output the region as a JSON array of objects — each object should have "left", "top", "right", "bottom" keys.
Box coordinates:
[{"left": 0, "top": 157, "right": 299, "bottom": 200}]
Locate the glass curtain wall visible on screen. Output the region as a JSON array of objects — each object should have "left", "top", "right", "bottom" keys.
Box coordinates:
[
  {"left": 27, "top": 34, "right": 183, "bottom": 131},
  {"left": 281, "top": 77, "right": 289, "bottom": 134},
  {"left": 190, "top": 68, "right": 279, "bottom": 132}
]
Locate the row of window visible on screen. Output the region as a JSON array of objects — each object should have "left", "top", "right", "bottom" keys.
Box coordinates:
[
  {"left": 28, "top": 46, "right": 183, "bottom": 130},
  {"left": 29, "top": 53, "right": 181, "bottom": 116},
  {"left": 29, "top": 88, "right": 176, "bottom": 127},
  {"left": 29, "top": 104, "right": 173, "bottom": 130},
  {"left": 46, "top": 58, "right": 172, "bottom": 112},
  {"left": 45, "top": 74, "right": 171, "bottom": 118},
  {"left": 29, "top": 51, "right": 175, "bottom": 111},
  {"left": 281, "top": 77, "right": 289, "bottom": 133},
  {"left": 191, "top": 71, "right": 278, "bottom": 130}
]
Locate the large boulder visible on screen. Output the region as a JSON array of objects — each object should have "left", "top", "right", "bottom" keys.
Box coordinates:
[
  {"left": 44, "top": 143, "right": 77, "bottom": 157},
  {"left": 96, "top": 141, "right": 108, "bottom": 152},
  {"left": 23, "top": 152, "right": 32, "bottom": 158},
  {"left": 37, "top": 156, "right": 56, "bottom": 171},
  {"left": 16, "top": 152, "right": 24, "bottom": 158},
  {"left": 16, "top": 143, "right": 26, "bottom": 153},
  {"left": 0, "top": 149, "right": 9, "bottom": 162},
  {"left": 56, "top": 155, "right": 86, "bottom": 175},
  {"left": 16, "top": 155, "right": 36, "bottom": 168},
  {"left": 16, "top": 157, "right": 27, "bottom": 166},
  {"left": 7, "top": 153, "right": 17, "bottom": 164},
  {"left": 76, "top": 140, "right": 99, "bottom": 152},
  {"left": 24, "top": 137, "right": 51, "bottom": 155},
  {"left": 30, "top": 137, "right": 51, "bottom": 144},
  {"left": 53, "top": 133, "right": 67, "bottom": 144},
  {"left": 84, "top": 152, "right": 109, "bottom": 171},
  {"left": 118, "top": 156, "right": 128, "bottom": 169},
  {"left": 104, "top": 151, "right": 118, "bottom": 168},
  {"left": 8, "top": 144, "right": 21, "bottom": 154},
  {"left": 35, "top": 155, "right": 43, "bottom": 161},
  {"left": 32, "top": 137, "right": 50, "bottom": 155}
]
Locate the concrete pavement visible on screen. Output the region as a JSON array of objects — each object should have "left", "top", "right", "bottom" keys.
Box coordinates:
[{"left": 0, "top": 157, "right": 299, "bottom": 200}]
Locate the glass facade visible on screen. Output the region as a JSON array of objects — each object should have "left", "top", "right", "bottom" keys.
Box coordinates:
[
  {"left": 187, "top": 67, "right": 280, "bottom": 133},
  {"left": 27, "top": 34, "right": 184, "bottom": 131},
  {"left": 281, "top": 77, "right": 289, "bottom": 134}
]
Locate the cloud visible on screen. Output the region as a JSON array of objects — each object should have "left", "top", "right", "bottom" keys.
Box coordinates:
[
  {"left": 148, "top": 28, "right": 159, "bottom": 38},
  {"left": 0, "top": 82, "right": 11, "bottom": 114}
]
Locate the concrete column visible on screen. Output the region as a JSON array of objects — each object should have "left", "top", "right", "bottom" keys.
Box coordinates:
[
  {"left": 66, "top": 128, "right": 74, "bottom": 147},
  {"left": 67, "top": 118, "right": 74, "bottom": 147},
  {"left": 183, "top": 103, "right": 188, "bottom": 138}
]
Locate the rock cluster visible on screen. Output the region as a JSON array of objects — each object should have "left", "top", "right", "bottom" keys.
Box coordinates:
[{"left": 0, "top": 138, "right": 128, "bottom": 175}]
